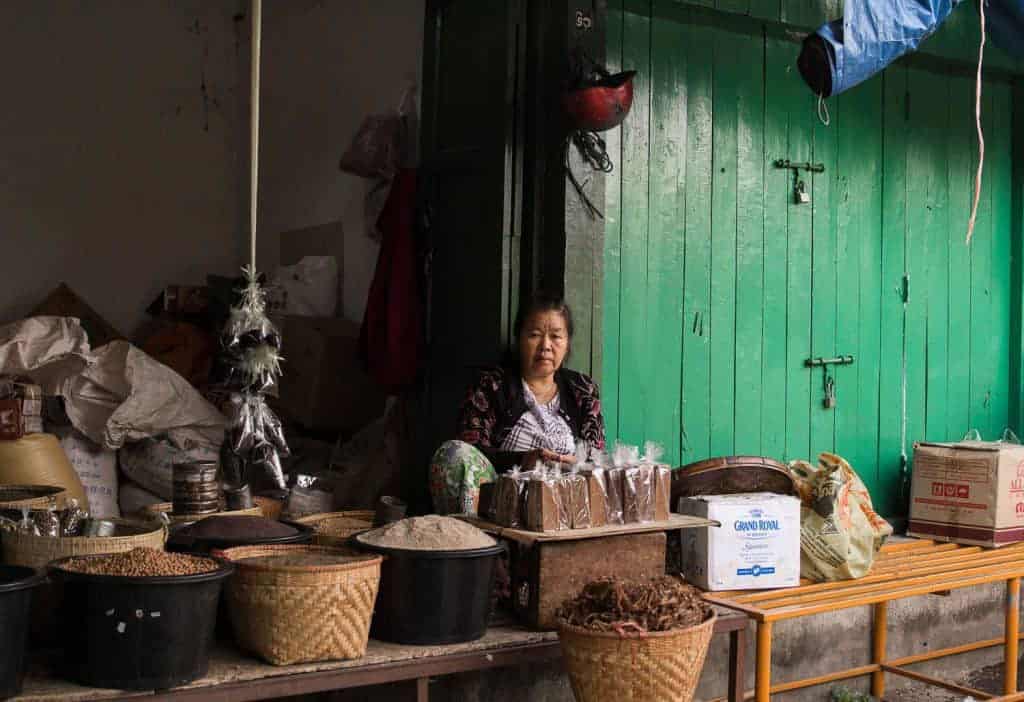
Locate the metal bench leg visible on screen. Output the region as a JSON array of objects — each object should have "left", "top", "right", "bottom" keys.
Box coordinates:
[
  {"left": 872, "top": 601, "right": 888, "bottom": 699},
  {"left": 729, "top": 625, "right": 748, "bottom": 702},
  {"left": 756, "top": 621, "right": 772, "bottom": 702},
  {"left": 1007, "top": 578, "right": 1020, "bottom": 696}
]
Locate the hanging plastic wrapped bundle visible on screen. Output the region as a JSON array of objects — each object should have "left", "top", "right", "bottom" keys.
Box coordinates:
[
  {"left": 219, "top": 266, "right": 289, "bottom": 490},
  {"left": 221, "top": 267, "right": 284, "bottom": 394},
  {"left": 798, "top": 0, "right": 962, "bottom": 98}
]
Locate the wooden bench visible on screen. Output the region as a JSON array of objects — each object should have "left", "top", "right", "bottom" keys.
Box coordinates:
[
  {"left": 17, "top": 614, "right": 750, "bottom": 702},
  {"left": 706, "top": 539, "right": 1024, "bottom": 702}
]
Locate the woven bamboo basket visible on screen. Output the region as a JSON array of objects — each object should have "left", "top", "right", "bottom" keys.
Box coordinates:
[
  {"left": 558, "top": 612, "right": 716, "bottom": 702},
  {"left": 0, "top": 484, "right": 69, "bottom": 511},
  {"left": 294, "top": 511, "right": 375, "bottom": 547},
  {"left": 142, "top": 502, "right": 263, "bottom": 524},
  {"left": 217, "top": 544, "right": 382, "bottom": 665},
  {"left": 255, "top": 496, "right": 283, "bottom": 521},
  {"left": 0, "top": 518, "right": 167, "bottom": 569}
]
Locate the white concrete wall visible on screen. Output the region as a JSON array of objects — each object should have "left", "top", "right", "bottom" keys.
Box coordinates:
[
  {"left": 258, "top": 0, "right": 424, "bottom": 323},
  {"left": 0, "top": 1, "right": 248, "bottom": 339},
  {"left": 0, "top": 0, "right": 424, "bottom": 338}
]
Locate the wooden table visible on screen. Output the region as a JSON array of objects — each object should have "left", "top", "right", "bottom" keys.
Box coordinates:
[
  {"left": 705, "top": 539, "right": 1024, "bottom": 702},
  {"left": 460, "top": 513, "right": 718, "bottom": 544},
  {"left": 15, "top": 614, "right": 750, "bottom": 702}
]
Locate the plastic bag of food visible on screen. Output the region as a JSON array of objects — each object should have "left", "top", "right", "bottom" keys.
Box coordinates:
[
  {"left": 642, "top": 441, "right": 672, "bottom": 521},
  {"left": 17, "top": 508, "right": 39, "bottom": 536},
  {"left": 788, "top": 453, "right": 893, "bottom": 581},
  {"left": 599, "top": 451, "right": 624, "bottom": 525},
  {"left": 624, "top": 466, "right": 655, "bottom": 523},
  {"left": 615, "top": 443, "right": 653, "bottom": 523},
  {"left": 550, "top": 464, "right": 572, "bottom": 531},
  {"left": 33, "top": 506, "right": 61, "bottom": 537},
  {"left": 61, "top": 498, "right": 88, "bottom": 537},
  {"left": 567, "top": 466, "right": 591, "bottom": 529},
  {"left": 523, "top": 465, "right": 568, "bottom": 532},
  {"left": 524, "top": 469, "right": 557, "bottom": 532},
  {"left": 495, "top": 467, "right": 526, "bottom": 528}
]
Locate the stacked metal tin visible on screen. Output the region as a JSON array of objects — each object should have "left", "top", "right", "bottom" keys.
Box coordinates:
[{"left": 172, "top": 461, "right": 220, "bottom": 516}]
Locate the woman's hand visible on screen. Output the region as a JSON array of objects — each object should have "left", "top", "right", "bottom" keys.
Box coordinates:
[{"left": 522, "top": 449, "right": 575, "bottom": 471}]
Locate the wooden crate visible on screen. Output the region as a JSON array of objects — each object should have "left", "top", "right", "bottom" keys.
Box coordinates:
[{"left": 509, "top": 532, "right": 667, "bottom": 630}]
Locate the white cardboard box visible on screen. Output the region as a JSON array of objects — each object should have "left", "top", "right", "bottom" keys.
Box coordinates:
[{"left": 677, "top": 492, "right": 801, "bottom": 591}]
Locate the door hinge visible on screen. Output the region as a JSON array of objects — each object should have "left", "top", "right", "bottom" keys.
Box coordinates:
[{"left": 901, "top": 274, "right": 910, "bottom": 303}]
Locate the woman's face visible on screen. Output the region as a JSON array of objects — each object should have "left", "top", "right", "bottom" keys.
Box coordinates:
[{"left": 519, "top": 309, "right": 569, "bottom": 379}]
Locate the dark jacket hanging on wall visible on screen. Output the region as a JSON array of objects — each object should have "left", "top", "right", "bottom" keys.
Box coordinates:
[{"left": 358, "top": 168, "right": 421, "bottom": 394}]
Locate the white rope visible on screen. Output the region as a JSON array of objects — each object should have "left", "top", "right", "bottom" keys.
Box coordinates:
[
  {"left": 966, "top": 0, "right": 986, "bottom": 245},
  {"left": 817, "top": 94, "right": 830, "bottom": 127},
  {"left": 249, "top": 0, "right": 262, "bottom": 270}
]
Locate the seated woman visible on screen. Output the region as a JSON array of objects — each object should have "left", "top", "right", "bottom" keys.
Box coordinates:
[{"left": 429, "top": 293, "right": 606, "bottom": 515}]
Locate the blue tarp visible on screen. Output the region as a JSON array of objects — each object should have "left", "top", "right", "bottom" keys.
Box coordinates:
[
  {"left": 800, "top": 0, "right": 1024, "bottom": 98},
  {"left": 808, "top": 0, "right": 963, "bottom": 97}
]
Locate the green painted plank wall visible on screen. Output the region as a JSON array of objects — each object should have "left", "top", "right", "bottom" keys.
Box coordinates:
[
  {"left": 603, "top": 4, "right": 1016, "bottom": 517},
  {"left": 878, "top": 67, "right": 909, "bottom": 516}
]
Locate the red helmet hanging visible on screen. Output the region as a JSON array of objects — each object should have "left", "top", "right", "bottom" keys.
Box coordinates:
[{"left": 563, "top": 70, "right": 636, "bottom": 132}]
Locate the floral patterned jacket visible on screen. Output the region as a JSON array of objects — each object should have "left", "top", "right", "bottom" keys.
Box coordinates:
[{"left": 456, "top": 365, "right": 606, "bottom": 471}]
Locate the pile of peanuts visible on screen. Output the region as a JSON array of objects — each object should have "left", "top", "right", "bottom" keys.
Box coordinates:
[{"left": 61, "top": 548, "right": 218, "bottom": 577}]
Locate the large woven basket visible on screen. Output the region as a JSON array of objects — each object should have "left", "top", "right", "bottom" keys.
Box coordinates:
[
  {"left": 294, "top": 511, "right": 375, "bottom": 548},
  {"left": 558, "top": 612, "right": 716, "bottom": 702},
  {"left": 0, "top": 484, "right": 69, "bottom": 511},
  {"left": 0, "top": 517, "right": 167, "bottom": 569},
  {"left": 217, "top": 544, "right": 382, "bottom": 665},
  {"left": 142, "top": 502, "right": 264, "bottom": 524},
  {"left": 256, "top": 496, "right": 283, "bottom": 521}
]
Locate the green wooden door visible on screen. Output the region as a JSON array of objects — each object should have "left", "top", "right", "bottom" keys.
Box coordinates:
[{"left": 602, "top": 1, "right": 1015, "bottom": 518}]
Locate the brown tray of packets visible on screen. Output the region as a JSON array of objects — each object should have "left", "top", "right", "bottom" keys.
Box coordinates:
[
  {"left": 474, "top": 443, "right": 712, "bottom": 542},
  {"left": 459, "top": 513, "right": 717, "bottom": 545}
]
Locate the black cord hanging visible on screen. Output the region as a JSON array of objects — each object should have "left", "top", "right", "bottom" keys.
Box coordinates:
[
  {"left": 565, "top": 131, "right": 611, "bottom": 219},
  {"left": 563, "top": 48, "right": 630, "bottom": 220}
]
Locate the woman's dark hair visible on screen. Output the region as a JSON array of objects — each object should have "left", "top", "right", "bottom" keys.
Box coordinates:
[{"left": 515, "top": 292, "right": 574, "bottom": 339}]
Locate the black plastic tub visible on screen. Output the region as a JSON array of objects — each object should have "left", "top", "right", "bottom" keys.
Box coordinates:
[
  {"left": 49, "top": 555, "right": 234, "bottom": 691},
  {"left": 351, "top": 535, "right": 505, "bottom": 645},
  {"left": 166, "top": 518, "right": 314, "bottom": 555},
  {"left": 0, "top": 565, "right": 45, "bottom": 700}
]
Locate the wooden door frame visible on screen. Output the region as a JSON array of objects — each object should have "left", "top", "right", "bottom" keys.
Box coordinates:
[
  {"left": 518, "top": 0, "right": 609, "bottom": 381},
  {"left": 1011, "top": 79, "right": 1024, "bottom": 435}
]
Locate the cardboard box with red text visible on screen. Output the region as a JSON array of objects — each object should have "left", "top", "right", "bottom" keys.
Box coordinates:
[{"left": 908, "top": 440, "right": 1024, "bottom": 547}]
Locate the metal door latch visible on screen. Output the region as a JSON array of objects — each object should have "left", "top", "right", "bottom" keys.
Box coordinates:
[
  {"left": 774, "top": 159, "right": 825, "bottom": 205},
  {"left": 805, "top": 356, "right": 854, "bottom": 410},
  {"left": 794, "top": 180, "right": 810, "bottom": 204}
]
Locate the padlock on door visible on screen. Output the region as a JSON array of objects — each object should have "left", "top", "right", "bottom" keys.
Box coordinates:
[
  {"left": 823, "top": 375, "right": 836, "bottom": 409},
  {"left": 794, "top": 179, "right": 810, "bottom": 204}
]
